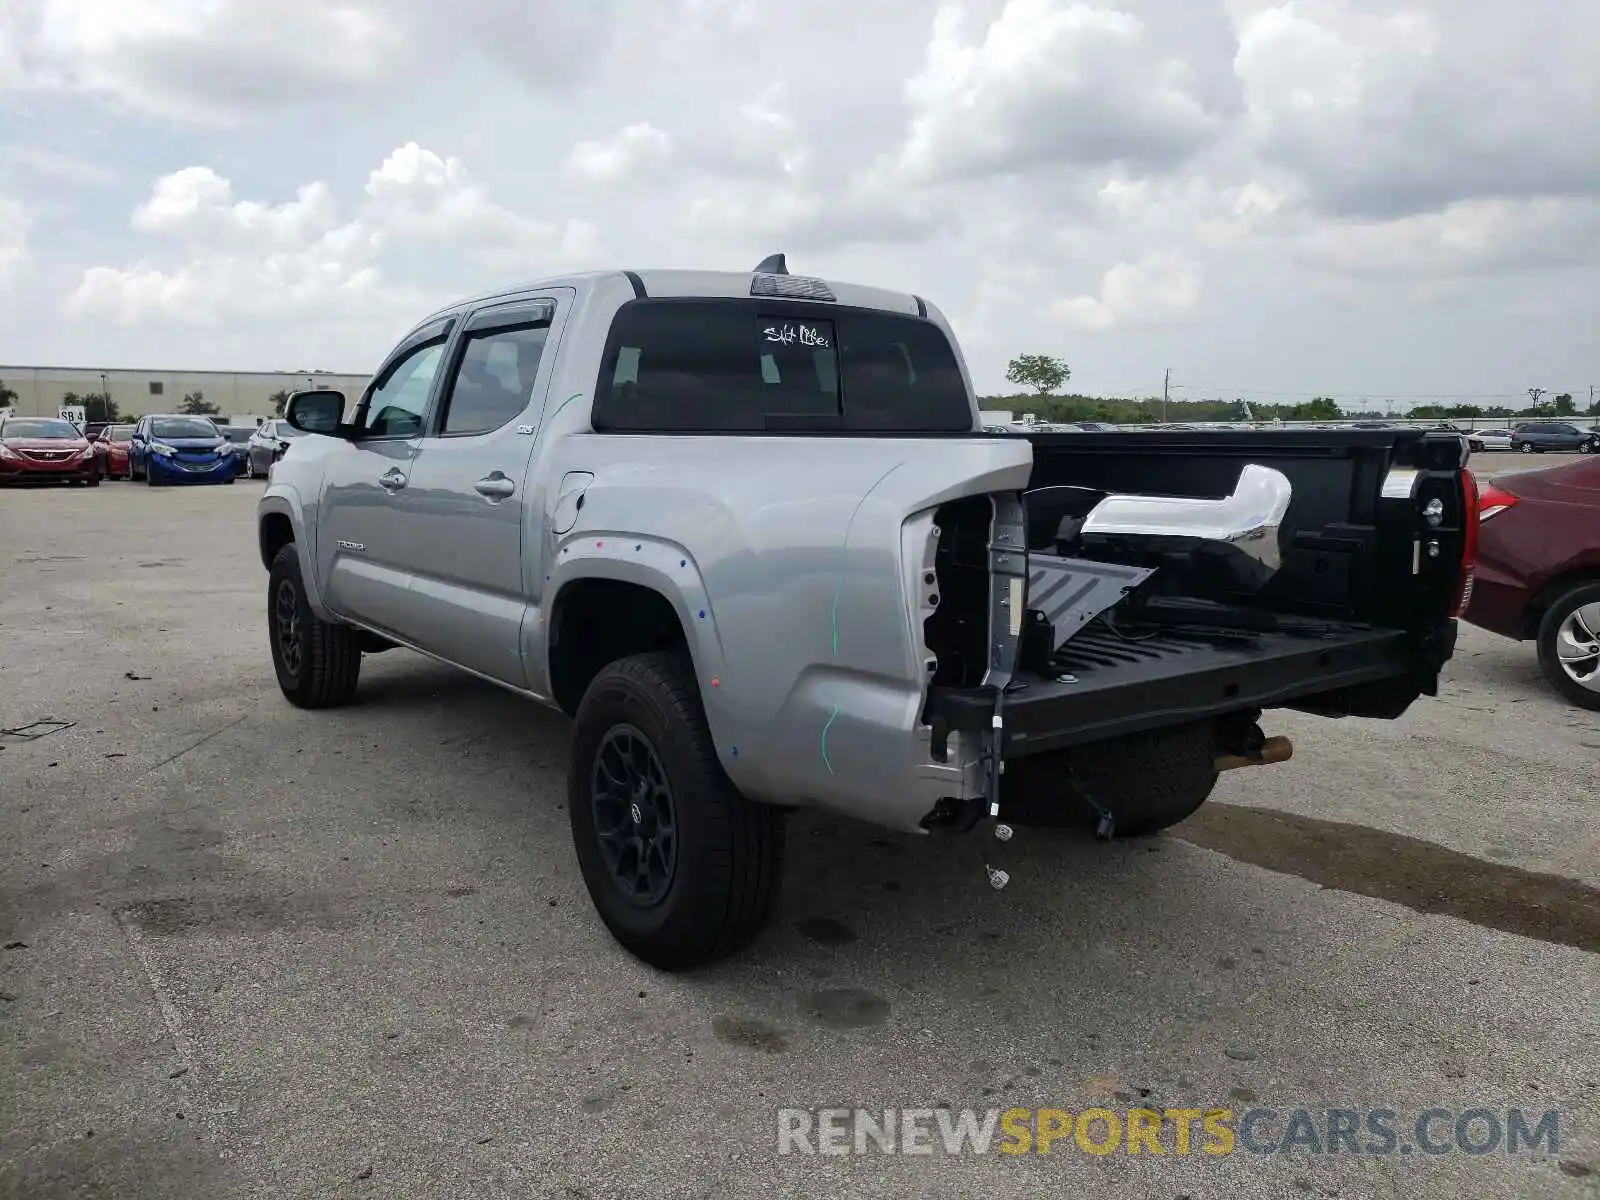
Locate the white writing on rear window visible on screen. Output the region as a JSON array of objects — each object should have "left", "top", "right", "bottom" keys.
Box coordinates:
[{"left": 763, "top": 323, "right": 830, "bottom": 348}]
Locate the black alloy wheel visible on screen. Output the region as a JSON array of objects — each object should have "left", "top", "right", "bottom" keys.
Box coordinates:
[
  {"left": 590, "top": 725, "right": 678, "bottom": 907},
  {"left": 274, "top": 578, "right": 303, "bottom": 677}
]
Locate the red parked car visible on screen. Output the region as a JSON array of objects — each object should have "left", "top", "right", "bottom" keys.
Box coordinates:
[
  {"left": 1464, "top": 457, "right": 1600, "bottom": 709},
  {"left": 95, "top": 423, "right": 136, "bottom": 479},
  {"left": 0, "top": 415, "right": 100, "bottom": 487}
]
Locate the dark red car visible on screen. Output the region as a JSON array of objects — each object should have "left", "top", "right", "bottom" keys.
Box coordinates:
[
  {"left": 1464, "top": 456, "right": 1600, "bottom": 708},
  {"left": 0, "top": 415, "right": 100, "bottom": 487},
  {"left": 95, "top": 423, "right": 136, "bottom": 479}
]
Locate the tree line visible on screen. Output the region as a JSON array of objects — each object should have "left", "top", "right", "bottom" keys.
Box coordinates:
[{"left": 996, "top": 355, "right": 1598, "bottom": 424}]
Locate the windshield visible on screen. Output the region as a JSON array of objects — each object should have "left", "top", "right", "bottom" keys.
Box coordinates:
[
  {"left": 106, "top": 425, "right": 134, "bottom": 442},
  {"left": 3, "top": 418, "right": 80, "bottom": 439},
  {"left": 150, "top": 417, "right": 220, "bottom": 439},
  {"left": 276, "top": 422, "right": 302, "bottom": 439}
]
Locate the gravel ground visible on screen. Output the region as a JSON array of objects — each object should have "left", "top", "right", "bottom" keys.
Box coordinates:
[{"left": 2, "top": 475, "right": 1597, "bottom": 1200}]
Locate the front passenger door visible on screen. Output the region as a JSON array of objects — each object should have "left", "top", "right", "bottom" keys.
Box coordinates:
[
  {"left": 385, "top": 296, "right": 565, "bottom": 685},
  {"left": 315, "top": 319, "right": 452, "bottom": 639}
]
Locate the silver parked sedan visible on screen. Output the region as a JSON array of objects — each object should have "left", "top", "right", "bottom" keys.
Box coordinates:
[{"left": 246, "top": 420, "right": 302, "bottom": 478}]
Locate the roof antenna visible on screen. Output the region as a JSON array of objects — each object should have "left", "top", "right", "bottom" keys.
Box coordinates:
[{"left": 753, "top": 252, "right": 788, "bottom": 275}]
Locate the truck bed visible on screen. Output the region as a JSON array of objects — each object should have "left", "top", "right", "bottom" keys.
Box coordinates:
[{"left": 922, "top": 425, "right": 1472, "bottom": 760}]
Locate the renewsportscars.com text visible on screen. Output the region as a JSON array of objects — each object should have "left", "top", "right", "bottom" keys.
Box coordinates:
[{"left": 776, "top": 1107, "right": 1561, "bottom": 1157}]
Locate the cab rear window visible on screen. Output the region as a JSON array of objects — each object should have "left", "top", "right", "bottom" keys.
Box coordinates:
[{"left": 592, "top": 298, "right": 973, "bottom": 433}]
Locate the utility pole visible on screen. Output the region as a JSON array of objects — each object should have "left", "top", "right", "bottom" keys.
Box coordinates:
[
  {"left": 1528, "top": 386, "right": 1545, "bottom": 415},
  {"left": 1162, "top": 368, "right": 1170, "bottom": 424}
]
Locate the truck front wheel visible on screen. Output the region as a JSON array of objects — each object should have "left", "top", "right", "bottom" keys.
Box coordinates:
[
  {"left": 568, "top": 652, "right": 785, "bottom": 970},
  {"left": 267, "top": 544, "right": 362, "bottom": 709},
  {"left": 1000, "top": 721, "right": 1220, "bottom": 837}
]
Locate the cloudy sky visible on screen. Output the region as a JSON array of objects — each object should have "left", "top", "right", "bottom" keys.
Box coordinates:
[{"left": 0, "top": 0, "right": 1595, "bottom": 405}]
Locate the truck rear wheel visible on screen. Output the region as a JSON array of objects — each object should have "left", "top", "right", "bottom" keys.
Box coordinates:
[
  {"left": 999, "top": 721, "right": 1219, "bottom": 837},
  {"left": 568, "top": 652, "right": 785, "bottom": 970},
  {"left": 267, "top": 543, "right": 362, "bottom": 709}
]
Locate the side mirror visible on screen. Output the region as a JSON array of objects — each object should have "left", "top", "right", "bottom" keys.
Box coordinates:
[{"left": 285, "top": 389, "right": 347, "bottom": 435}]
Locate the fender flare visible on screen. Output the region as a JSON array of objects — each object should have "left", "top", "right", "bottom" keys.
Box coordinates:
[
  {"left": 257, "top": 488, "right": 335, "bottom": 622},
  {"left": 544, "top": 533, "right": 734, "bottom": 736}
]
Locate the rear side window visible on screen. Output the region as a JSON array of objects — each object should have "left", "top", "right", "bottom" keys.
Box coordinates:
[
  {"left": 439, "top": 324, "right": 549, "bottom": 436},
  {"left": 592, "top": 298, "right": 972, "bottom": 433}
]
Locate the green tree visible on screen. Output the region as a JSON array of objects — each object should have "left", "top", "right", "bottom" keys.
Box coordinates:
[
  {"left": 1289, "top": 397, "right": 1342, "bottom": 421},
  {"left": 0, "top": 379, "right": 17, "bottom": 407},
  {"left": 269, "top": 389, "right": 291, "bottom": 417},
  {"left": 79, "top": 392, "right": 120, "bottom": 422},
  {"left": 1005, "top": 354, "right": 1072, "bottom": 397},
  {"left": 180, "top": 389, "right": 220, "bottom": 416},
  {"left": 1552, "top": 393, "right": 1575, "bottom": 416}
]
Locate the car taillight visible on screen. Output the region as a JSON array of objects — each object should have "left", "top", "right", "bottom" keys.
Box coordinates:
[
  {"left": 1476, "top": 480, "right": 1519, "bottom": 522},
  {"left": 1451, "top": 470, "right": 1482, "bottom": 618}
]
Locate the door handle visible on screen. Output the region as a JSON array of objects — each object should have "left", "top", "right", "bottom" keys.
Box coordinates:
[
  {"left": 474, "top": 473, "right": 516, "bottom": 499},
  {"left": 379, "top": 467, "right": 407, "bottom": 491}
]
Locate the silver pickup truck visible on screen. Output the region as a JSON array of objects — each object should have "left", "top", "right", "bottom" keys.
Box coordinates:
[{"left": 258, "top": 256, "right": 1477, "bottom": 969}]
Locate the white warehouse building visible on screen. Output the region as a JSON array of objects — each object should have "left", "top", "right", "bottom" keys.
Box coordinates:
[{"left": 0, "top": 365, "right": 373, "bottom": 425}]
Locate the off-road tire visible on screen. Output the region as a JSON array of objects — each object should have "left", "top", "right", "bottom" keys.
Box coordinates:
[
  {"left": 267, "top": 543, "right": 362, "bottom": 709},
  {"left": 1536, "top": 581, "right": 1600, "bottom": 711},
  {"left": 999, "top": 720, "right": 1220, "bottom": 837},
  {"left": 568, "top": 652, "right": 785, "bottom": 970}
]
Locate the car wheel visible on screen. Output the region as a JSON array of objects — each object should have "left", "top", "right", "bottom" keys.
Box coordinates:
[
  {"left": 1518, "top": 443, "right": 1534, "bottom": 453},
  {"left": 1536, "top": 582, "right": 1600, "bottom": 711},
  {"left": 999, "top": 720, "right": 1219, "bottom": 837},
  {"left": 1581, "top": 439, "right": 1597, "bottom": 454},
  {"left": 267, "top": 543, "right": 362, "bottom": 709},
  {"left": 568, "top": 651, "right": 785, "bottom": 971}
]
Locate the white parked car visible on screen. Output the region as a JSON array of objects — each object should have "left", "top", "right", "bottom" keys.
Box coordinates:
[{"left": 1467, "top": 428, "right": 1514, "bottom": 452}]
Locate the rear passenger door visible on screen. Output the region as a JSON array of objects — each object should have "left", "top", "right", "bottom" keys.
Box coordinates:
[
  {"left": 386, "top": 292, "right": 570, "bottom": 686},
  {"left": 316, "top": 318, "right": 452, "bottom": 635}
]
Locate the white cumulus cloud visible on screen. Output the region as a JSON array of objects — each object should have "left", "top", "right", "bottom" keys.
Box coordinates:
[
  {"left": 1053, "top": 252, "right": 1202, "bottom": 331},
  {"left": 67, "top": 143, "right": 597, "bottom": 327},
  {"left": 562, "top": 123, "right": 673, "bottom": 184},
  {"left": 893, "top": 0, "right": 1219, "bottom": 184}
]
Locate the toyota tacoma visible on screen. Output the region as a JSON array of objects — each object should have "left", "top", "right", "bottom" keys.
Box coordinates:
[{"left": 258, "top": 256, "right": 1476, "bottom": 969}]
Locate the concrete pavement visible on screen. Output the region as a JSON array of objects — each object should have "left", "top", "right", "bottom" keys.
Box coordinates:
[{"left": 2, "top": 481, "right": 1597, "bottom": 1199}]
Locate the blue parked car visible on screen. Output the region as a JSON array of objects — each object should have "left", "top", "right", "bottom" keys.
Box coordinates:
[{"left": 128, "top": 414, "right": 239, "bottom": 485}]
